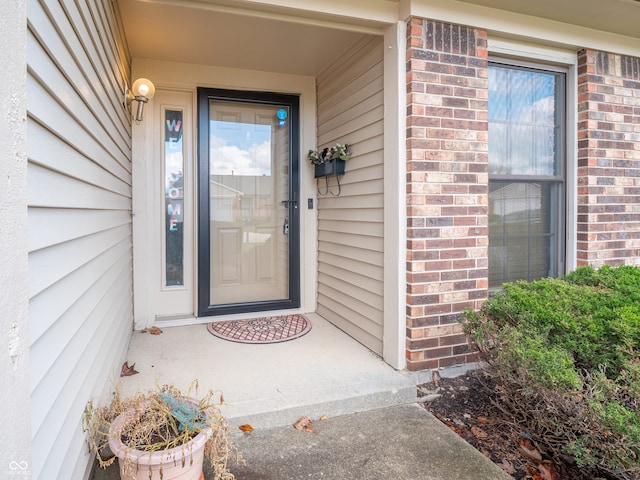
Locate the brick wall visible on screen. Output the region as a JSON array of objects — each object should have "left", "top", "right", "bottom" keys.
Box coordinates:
[
  {"left": 577, "top": 50, "right": 640, "bottom": 267},
  {"left": 405, "top": 18, "right": 489, "bottom": 371}
]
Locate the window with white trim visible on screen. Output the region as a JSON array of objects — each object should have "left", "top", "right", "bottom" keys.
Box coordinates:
[{"left": 488, "top": 60, "right": 566, "bottom": 288}]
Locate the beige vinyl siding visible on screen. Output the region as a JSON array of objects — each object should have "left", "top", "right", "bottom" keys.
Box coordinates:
[
  {"left": 27, "top": 1, "right": 132, "bottom": 478},
  {"left": 315, "top": 36, "right": 385, "bottom": 355}
]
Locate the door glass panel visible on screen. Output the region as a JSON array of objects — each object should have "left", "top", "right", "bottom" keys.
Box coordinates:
[
  {"left": 208, "top": 100, "right": 289, "bottom": 305},
  {"left": 164, "top": 109, "right": 184, "bottom": 286}
]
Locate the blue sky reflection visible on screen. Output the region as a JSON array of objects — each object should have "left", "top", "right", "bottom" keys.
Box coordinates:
[
  {"left": 489, "top": 65, "right": 560, "bottom": 176},
  {"left": 210, "top": 121, "right": 272, "bottom": 176}
]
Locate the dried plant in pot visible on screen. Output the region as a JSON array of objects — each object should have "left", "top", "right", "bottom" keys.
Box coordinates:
[{"left": 84, "top": 382, "right": 241, "bottom": 480}]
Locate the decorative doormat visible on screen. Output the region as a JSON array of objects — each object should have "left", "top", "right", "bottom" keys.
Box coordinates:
[{"left": 207, "top": 314, "right": 312, "bottom": 344}]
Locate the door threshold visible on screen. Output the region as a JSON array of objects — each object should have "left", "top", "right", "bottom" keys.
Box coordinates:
[{"left": 152, "top": 309, "right": 309, "bottom": 328}]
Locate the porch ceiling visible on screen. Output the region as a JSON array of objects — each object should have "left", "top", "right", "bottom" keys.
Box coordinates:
[
  {"left": 118, "top": 0, "right": 377, "bottom": 76},
  {"left": 119, "top": 0, "right": 639, "bottom": 77}
]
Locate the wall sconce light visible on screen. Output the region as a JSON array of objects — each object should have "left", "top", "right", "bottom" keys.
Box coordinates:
[{"left": 126, "top": 78, "right": 156, "bottom": 122}]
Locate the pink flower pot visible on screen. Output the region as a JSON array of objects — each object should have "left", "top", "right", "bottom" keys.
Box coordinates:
[{"left": 108, "top": 401, "right": 212, "bottom": 480}]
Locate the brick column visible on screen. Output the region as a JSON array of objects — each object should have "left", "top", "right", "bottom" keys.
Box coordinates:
[
  {"left": 577, "top": 49, "right": 640, "bottom": 267},
  {"left": 405, "top": 18, "right": 489, "bottom": 371}
]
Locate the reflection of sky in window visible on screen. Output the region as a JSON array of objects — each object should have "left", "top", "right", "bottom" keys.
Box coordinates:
[
  {"left": 165, "top": 135, "right": 183, "bottom": 190},
  {"left": 489, "top": 66, "right": 559, "bottom": 176},
  {"left": 210, "top": 121, "right": 272, "bottom": 176}
]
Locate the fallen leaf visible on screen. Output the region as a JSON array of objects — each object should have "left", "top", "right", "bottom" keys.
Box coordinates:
[
  {"left": 319, "top": 415, "right": 327, "bottom": 421},
  {"left": 220, "top": 393, "right": 225, "bottom": 404},
  {"left": 499, "top": 459, "right": 516, "bottom": 475},
  {"left": 477, "top": 416, "right": 490, "bottom": 424},
  {"left": 452, "top": 427, "right": 474, "bottom": 442},
  {"left": 293, "top": 416, "right": 313, "bottom": 431},
  {"left": 238, "top": 424, "right": 254, "bottom": 432},
  {"left": 120, "top": 361, "right": 139, "bottom": 377},
  {"left": 525, "top": 466, "right": 544, "bottom": 480},
  {"left": 471, "top": 426, "right": 488, "bottom": 439},
  {"left": 149, "top": 326, "right": 163, "bottom": 335},
  {"left": 304, "top": 425, "right": 314, "bottom": 432},
  {"left": 538, "top": 461, "right": 560, "bottom": 480},
  {"left": 519, "top": 439, "right": 543, "bottom": 462}
]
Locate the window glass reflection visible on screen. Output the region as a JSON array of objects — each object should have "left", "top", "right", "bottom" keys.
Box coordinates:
[
  {"left": 165, "top": 109, "right": 184, "bottom": 286},
  {"left": 489, "top": 182, "right": 556, "bottom": 286},
  {"left": 488, "top": 66, "right": 560, "bottom": 176}
]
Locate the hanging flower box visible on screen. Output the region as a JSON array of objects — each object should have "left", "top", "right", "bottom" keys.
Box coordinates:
[
  {"left": 308, "top": 143, "right": 350, "bottom": 178},
  {"left": 314, "top": 158, "right": 346, "bottom": 178}
]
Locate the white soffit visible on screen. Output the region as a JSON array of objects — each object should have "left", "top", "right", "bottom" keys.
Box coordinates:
[
  {"left": 457, "top": 0, "right": 640, "bottom": 40},
  {"left": 160, "top": 0, "right": 401, "bottom": 29},
  {"left": 408, "top": 0, "right": 640, "bottom": 57}
]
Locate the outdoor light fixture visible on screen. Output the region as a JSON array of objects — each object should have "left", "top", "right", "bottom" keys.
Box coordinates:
[{"left": 127, "top": 78, "right": 156, "bottom": 122}]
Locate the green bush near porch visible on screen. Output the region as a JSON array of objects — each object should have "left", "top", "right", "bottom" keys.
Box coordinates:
[{"left": 462, "top": 265, "right": 640, "bottom": 479}]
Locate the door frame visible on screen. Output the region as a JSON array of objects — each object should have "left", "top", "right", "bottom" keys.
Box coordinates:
[
  {"left": 132, "top": 62, "right": 317, "bottom": 330},
  {"left": 196, "top": 88, "right": 301, "bottom": 316}
]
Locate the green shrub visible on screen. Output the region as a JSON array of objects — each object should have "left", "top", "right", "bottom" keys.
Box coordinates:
[{"left": 462, "top": 265, "right": 640, "bottom": 479}]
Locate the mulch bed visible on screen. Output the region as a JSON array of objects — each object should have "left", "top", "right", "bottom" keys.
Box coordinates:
[{"left": 419, "top": 370, "right": 594, "bottom": 480}]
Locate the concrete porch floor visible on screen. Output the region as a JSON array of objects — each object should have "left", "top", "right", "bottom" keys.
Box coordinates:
[
  {"left": 91, "top": 313, "right": 513, "bottom": 480},
  {"left": 117, "top": 313, "right": 417, "bottom": 428}
]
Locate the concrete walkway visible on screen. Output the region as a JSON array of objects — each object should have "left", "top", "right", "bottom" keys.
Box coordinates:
[
  {"left": 224, "top": 403, "right": 511, "bottom": 480},
  {"left": 92, "top": 404, "right": 511, "bottom": 480}
]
